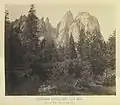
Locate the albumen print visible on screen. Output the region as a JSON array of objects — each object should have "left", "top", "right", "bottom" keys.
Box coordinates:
[{"left": 5, "top": 4, "right": 116, "bottom": 95}]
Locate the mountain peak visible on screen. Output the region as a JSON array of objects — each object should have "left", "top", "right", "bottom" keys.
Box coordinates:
[
  {"left": 69, "top": 12, "right": 100, "bottom": 43},
  {"left": 64, "top": 10, "right": 73, "bottom": 17},
  {"left": 66, "top": 10, "right": 72, "bottom": 14},
  {"left": 75, "top": 12, "right": 90, "bottom": 21},
  {"left": 56, "top": 10, "right": 74, "bottom": 47},
  {"left": 45, "top": 17, "right": 49, "bottom": 23},
  {"left": 56, "top": 11, "right": 101, "bottom": 47},
  {"left": 63, "top": 10, "right": 73, "bottom": 19}
]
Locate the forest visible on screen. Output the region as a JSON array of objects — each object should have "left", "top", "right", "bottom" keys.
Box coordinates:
[{"left": 5, "top": 4, "right": 116, "bottom": 95}]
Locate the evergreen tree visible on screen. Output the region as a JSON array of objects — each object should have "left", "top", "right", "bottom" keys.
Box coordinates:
[
  {"left": 5, "top": 9, "right": 10, "bottom": 23},
  {"left": 28, "top": 4, "right": 36, "bottom": 16},
  {"left": 77, "top": 27, "right": 86, "bottom": 59},
  {"left": 9, "top": 23, "right": 24, "bottom": 66},
  {"left": 5, "top": 9, "right": 11, "bottom": 94},
  {"left": 106, "top": 30, "right": 116, "bottom": 70},
  {"left": 44, "top": 40, "right": 56, "bottom": 62},
  {"left": 5, "top": 9, "right": 11, "bottom": 70},
  {"left": 90, "top": 29, "right": 106, "bottom": 75},
  {"left": 5, "top": 9, "right": 22, "bottom": 93},
  {"left": 68, "top": 33, "right": 77, "bottom": 59},
  {"left": 27, "top": 4, "right": 38, "bottom": 48},
  {"left": 77, "top": 27, "right": 106, "bottom": 75},
  {"left": 24, "top": 4, "right": 40, "bottom": 63}
]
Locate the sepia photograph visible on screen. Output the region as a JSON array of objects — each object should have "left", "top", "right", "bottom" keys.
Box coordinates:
[{"left": 5, "top": 4, "right": 116, "bottom": 95}]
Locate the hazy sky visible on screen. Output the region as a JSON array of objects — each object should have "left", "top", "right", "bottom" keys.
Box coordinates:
[{"left": 6, "top": 4, "right": 116, "bottom": 41}]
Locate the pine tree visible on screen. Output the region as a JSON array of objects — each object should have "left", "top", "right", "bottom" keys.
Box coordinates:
[
  {"left": 24, "top": 4, "right": 39, "bottom": 62},
  {"left": 68, "top": 33, "right": 77, "bottom": 59},
  {"left": 106, "top": 30, "right": 116, "bottom": 70},
  {"left": 5, "top": 9, "right": 18, "bottom": 94},
  {"left": 5, "top": 9, "right": 10, "bottom": 71},
  {"left": 5, "top": 9, "right": 10, "bottom": 23},
  {"left": 28, "top": 4, "right": 36, "bottom": 16},
  {"left": 5, "top": 9, "right": 11, "bottom": 70},
  {"left": 5, "top": 9, "right": 11, "bottom": 38},
  {"left": 28, "top": 4, "right": 38, "bottom": 36},
  {"left": 77, "top": 27, "right": 86, "bottom": 59},
  {"left": 90, "top": 29, "right": 106, "bottom": 75}
]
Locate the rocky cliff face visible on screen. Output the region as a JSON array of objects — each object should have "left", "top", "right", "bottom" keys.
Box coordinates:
[
  {"left": 12, "top": 16, "right": 56, "bottom": 46},
  {"left": 12, "top": 12, "right": 102, "bottom": 48},
  {"left": 56, "top": 11, "right": 73, "bottom": 47},
  {"left": 45, "top": 17, "right": 56, "bottom": 38},
  {"left": 69, "top": 12, "right": 100, "bottom": 43},
  {"left": 56, "top": 11, "right": 101, "bottom": 47}
]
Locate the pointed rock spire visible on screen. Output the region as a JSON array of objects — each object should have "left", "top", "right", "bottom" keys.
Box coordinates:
[{"left": 45, "top": 17, "right": 49, "bottom": 23}]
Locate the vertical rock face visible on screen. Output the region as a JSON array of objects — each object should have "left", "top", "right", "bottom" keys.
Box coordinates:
[
  {"left": 69, "top": 12, "right": 100, "bottom": 43},
  {"left": 12, "top": 11, "right": 101, "bottom": 48},
  {"left": 12, "top": 15, "right": 56, "bottom": 47},
  {"left": 45, "top": 17, "right": 56, "bottom": 39},
  {"left": 56, "top": 11, "right": 101, "bottom": 47},
  {"left": 56, "top": 11, "right": 74, "bottom": 47},
  {"left": 75, "top": 12, "right": 100, "bottom": 32},
  {"left": 68, "top": 22, "right": 84, "bottom": 43}
]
